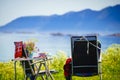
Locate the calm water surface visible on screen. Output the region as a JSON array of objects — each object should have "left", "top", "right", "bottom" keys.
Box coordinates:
[{"left": 0, "top": 33, "right": 120, "bottom": 62}]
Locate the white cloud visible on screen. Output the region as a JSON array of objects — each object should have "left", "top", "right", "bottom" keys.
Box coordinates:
[{"left": 0, "top": 0, "right": 120, "bottom": 26}]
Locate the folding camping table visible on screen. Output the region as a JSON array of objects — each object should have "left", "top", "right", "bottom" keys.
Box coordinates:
[{"left": 12, "top": 57, "right": 54, "bottom": 80}]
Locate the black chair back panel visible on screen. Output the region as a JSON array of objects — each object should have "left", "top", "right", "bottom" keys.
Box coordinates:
[
  {"left": 71, "top": 36, "right": 98, "bottom": 76},
  {"left": 73, "top": 41, "right": 97, "bottom": 66}
]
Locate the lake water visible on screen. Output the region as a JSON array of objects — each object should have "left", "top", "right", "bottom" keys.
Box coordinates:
[{"left": 0, "top": 33, "right": 120, "bottom": 62}]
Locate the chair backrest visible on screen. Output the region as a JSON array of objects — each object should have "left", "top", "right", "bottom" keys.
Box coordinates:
[
  {"left": 14, "top": 41, "right": 35, "bottom": 76},
  {"left": 71, "top": 36, "right": 99, "bottom": 76}
]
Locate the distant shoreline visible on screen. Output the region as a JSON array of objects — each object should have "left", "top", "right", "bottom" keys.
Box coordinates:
[{"left": 0, "top": 32, "right": 120, "bottom": 37}]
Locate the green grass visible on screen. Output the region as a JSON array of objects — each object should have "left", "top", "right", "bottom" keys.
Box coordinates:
[{"left": 0, "top": 44, "right": 120, "bottom": 80}]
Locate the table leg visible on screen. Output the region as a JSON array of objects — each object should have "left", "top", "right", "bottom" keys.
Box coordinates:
[
  {"left": 14, "top": 61, "right": 16, "bottom": 80},
  {"left": 44, "top": 60, "right": 54, "bottom": 80}
]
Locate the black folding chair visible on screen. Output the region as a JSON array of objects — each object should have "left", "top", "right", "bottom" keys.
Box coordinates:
[{"left": 71, "top": 36, "right": 102, "bottom": 80}]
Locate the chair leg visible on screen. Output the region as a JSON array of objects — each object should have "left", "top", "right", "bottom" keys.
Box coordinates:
[
  {"left": 65, "top": 75, "right": 72, "bottom": 80},
  {"left": 99, "top": 62, "right": 102, "bottom": 80},
  {"left": 25, "top": 76, "right": 28, "bottom": 80},
  {"left": 44, "top": 64, "right": 54, "bottom": 80},
  {"left": 47, "top": 72, "right": 54, "bottom": 79},
  {"left": 100, "top": 74, "right": 102, "bottom": 80},
  {"left": 34, "top": 74, "right": 45, "bottom": 80},
  {"left": 41, "top": 75, "right": 45, "bottom": 80}
]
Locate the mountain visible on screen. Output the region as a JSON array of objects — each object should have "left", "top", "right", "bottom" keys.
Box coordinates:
[{"left": 0, "top": 5, "right": 120, "bottom": 34}]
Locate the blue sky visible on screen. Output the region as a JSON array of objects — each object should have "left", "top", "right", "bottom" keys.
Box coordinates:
[{"left": 0, "top": 0, "right": 120, "bottom": 26}]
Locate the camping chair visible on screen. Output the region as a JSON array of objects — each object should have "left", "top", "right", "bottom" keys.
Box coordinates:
[
  {"left": 14, "top": 41, "right": 57, "bottom": 80},
  {"left": 71, "top": 36, "right": 102, "bottom": 80}
]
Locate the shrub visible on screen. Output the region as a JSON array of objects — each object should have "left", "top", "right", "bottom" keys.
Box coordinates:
[{"left": 102, "top": 44, "right": 120, "bottom": 80}]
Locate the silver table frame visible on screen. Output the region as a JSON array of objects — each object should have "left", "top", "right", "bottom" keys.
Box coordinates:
[{"left": 12, "top": 57, "right": 54, "bottom": 80}]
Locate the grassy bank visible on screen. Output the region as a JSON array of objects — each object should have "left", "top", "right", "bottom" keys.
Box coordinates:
[{"left": 0, "top": 44, "right": 120, "bottom": 80}]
